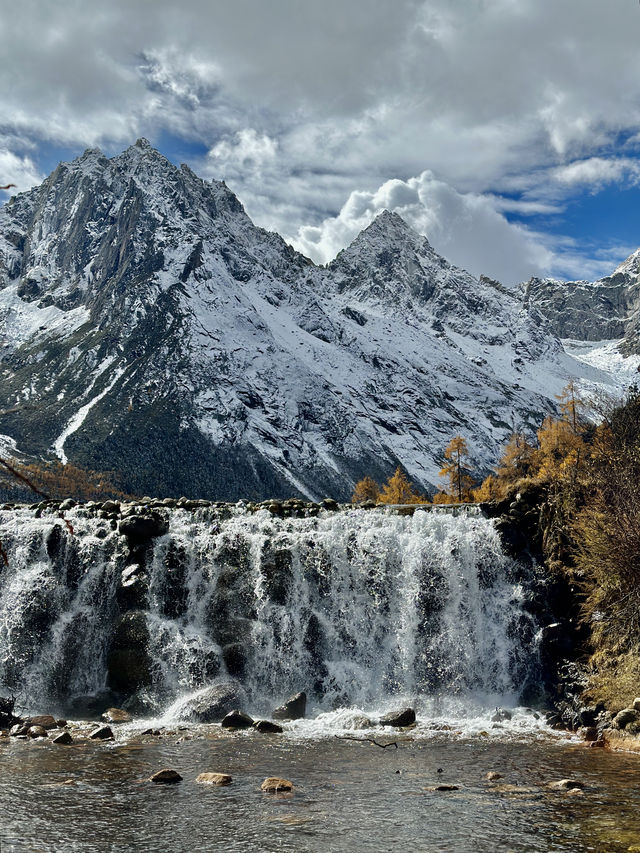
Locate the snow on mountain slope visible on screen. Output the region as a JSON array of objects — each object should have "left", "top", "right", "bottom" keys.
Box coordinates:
[
  {"left": 0, "top": 141, "right": 637, "bottom": 500},
  {"left": 523, "top": 249, "right": 640, "bottom": 354}
]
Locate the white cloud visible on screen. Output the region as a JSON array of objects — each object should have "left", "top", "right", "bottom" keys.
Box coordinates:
[
  {"left": 0, "top": 149, "right": 42, "bottom": 197},
  {"left": 552, "top": 157, "right": 640, "bottom": 189},
  {"left": 293, "top": 171, "right": 554, "bottom": 286},
  {"left": 2, "top": 0, "right": 640, "bottom": 283},
  {"left": 209, "top": 129, "right": 278, "bottom": 175}
]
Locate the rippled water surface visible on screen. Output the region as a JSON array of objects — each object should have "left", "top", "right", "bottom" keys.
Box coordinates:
[{"left": 2, "top": 730, "right": 640, "bottom": 853}]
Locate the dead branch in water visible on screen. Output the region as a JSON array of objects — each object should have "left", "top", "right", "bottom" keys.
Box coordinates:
[{"left": 334, "top": 735, "right": 398, "bottom": 749}]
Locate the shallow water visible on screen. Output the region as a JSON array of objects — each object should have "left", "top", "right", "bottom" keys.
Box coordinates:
[{"left": 2, "top": 729, "right": 640, "bottom": 853}]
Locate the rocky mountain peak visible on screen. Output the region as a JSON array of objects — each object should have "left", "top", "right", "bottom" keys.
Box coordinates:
[
  {"left": 0, "top": 141, "right": 637, "bottom": 501},
  {"left": 614, "top": 248, "right": 640, "bottom": 278}
]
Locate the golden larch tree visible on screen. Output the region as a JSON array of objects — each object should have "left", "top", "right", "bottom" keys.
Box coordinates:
[
  {"left": 351, "top": 475, "right": 380, "bottom": 504},
  {"left": 438, "top": 436, "right": 476, "bottom": 502},
  {"left": 378, "top": 467, "right": 427, "bottom": 504}
]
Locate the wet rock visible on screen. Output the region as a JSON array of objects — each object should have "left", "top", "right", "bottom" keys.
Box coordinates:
[
  {"left": 321, "top": 498, "right": 339, "bottom": 511},
  {"left": 222, "top": 643, "right": 247, "bottom": 678},
  {"left": 118, "top": 513, "right": 169, "bottom": 544},
  {"left": 178, "top": 682, "right": 248, "bottom": 723},
  {"left": 338, "top": 713, "right": 373, "bottom": 730},
  {"left": 107, "top": 611, "right": 152, "bottom": 693},
  {"left": 27, "top": 725, "right": 48, "bottom": 738},
  {"left": 633, "top": 697, "right": 640, "bottom": 712},
  {"left": 272, "top": 692, "right": 307, "bottom": 721},
  {"left": 261, "top": 777, "right": 294, "bottom": 793},
  {"left": 486, "top": 772, "right": 503, "bottom": 781},
  {"left": 196, "top": 772, "right": 232, "bottom": 785},
  {"left": 9, "top": 723, "right": 30, "bottom": 737},
  {"left": 613, "top": 708, "right": 640, "bottom": 729},
  {"left": 52, "top": 731, "right": 73, "bottom": 745},
  {"left": 29, "top": 715, "right": 58, "bottom": 729},
  {"left": 150, "top": 769, "right": 182, "bottom": 784},
  {"left": 89, "top": 725, "right": 114, "bottom": 740},
  {"left": 122, "top": 690, "right": 159, "bottom": 717},
  {"left": 117, "top": 565, "right": 149, "bottom": 611},
  {"left": 379, "top": 708, "right": 416, "bottom": 727},
  {"left": 491, "top": 709, "right": 513, "bottom": 722},
  {"left": 579, "top": 726, "right": 598, "bottom": 742},
  {"left": 68, "top": 690, "right": 120, "bottom": 719},
  {"left": 253, "top": 720, "right": 284, "bottom": 734},
  {"left": 221, "top": 710, "right": 254, "bottom": 729},
  {"left": 56, "top": 719, "right": 67, "bottom": 728},
  {"left": 546, "top": 779, "right": 584, "bottom": 791},
  {"left": 259, "top": 541, "right": 292, "bottom": 605},
  {"left": 426, "top": 784, "right": 460, "bottom": 792},
  {"left": 59, "top": 498, "right": 76, "bottom": 511},
  {"left": 102, "top": 708, "right": 132, "bottom": 724}
]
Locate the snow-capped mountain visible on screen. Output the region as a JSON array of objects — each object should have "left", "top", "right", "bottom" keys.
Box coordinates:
[
  {"left": 523, "top": 250, "right": 640, "bottom": 354},
  {"left": 0, "top": 141, "right": 636, "bottom": 500}
]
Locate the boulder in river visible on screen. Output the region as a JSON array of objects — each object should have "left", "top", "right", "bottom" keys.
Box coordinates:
[
  {"left": 28, "top": 715, "right": 58, "bottom": 729},
  {"left": 261, "top": 777, "right": 294, "bottom": 793},
  {"left": 52, "top": 731, "right": 73, "bottom": 745},
  {"left": 102, "top": 708, "right": 132, "bottom": 724},
  {"left": 177, "top": 682, "right": 248, "bottom": 723},
  {"left": 272, "top": 692, "right": 307, "bottom": 721},
  {"left": 379, "top": 708, "right": 416, "bottom": 727},
  {"left": 89, "top": 725, "right": 114, "bottom": 740},
  {"left": 150, "top": 769, "right": 182, "bottom": 784},
  {"left": 221, "top": 710, "right": 254, "bottom": 729},
  {"left": 27, "top": 725, "right": 48, "bottom": 738},
  {"left": 196, "top": 772, "right": 232, "bottom": 785},
  {"left": 253, "top": 720, "right": 283, "bottom": 734}
]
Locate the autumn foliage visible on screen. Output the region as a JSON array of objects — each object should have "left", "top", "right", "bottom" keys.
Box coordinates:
[
  {"left": 0, "top": 459, "right": 131, "bottom": 501},
  {"left": 351, "top": 467, "right": 427, "bottom": 505}
]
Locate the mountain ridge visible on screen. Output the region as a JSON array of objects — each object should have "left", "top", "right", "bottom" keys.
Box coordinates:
[{"left": 0, "top": 142, "right": 637, "bottom": 500}]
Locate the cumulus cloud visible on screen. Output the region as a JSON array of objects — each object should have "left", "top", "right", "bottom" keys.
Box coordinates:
[
  {"left": 2, "top": 0, "right": 640, "bottom": 282},
  {"left": 293, "top": 172, "right": 554, "bottom": 285},
  {"left": 0, "top": 148, "right": 42, "bottom": 197}
]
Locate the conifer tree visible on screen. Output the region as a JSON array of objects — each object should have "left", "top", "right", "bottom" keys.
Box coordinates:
[
  {"left": 378, "top": 467, "right": 427, "bottom": 504},
  {"left": 438, "top": 436, "right": 476, "bottom": 502},
  {"left": 351, "top": 475, "right": 380, "bottom": 504}
]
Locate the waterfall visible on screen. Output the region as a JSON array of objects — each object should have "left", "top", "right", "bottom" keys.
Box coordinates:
[{"left": 0, "top": 505, "right": 540, "bottom": 719}]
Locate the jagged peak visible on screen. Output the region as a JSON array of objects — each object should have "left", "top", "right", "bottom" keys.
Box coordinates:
[
  {"left": 614, "top": 247, "right": 640, "bottom": 277},
  {"left": 362, "top": 209, "right": 421, "bottom": 240},
  {"left": 332, "top": 209, "right": 439, "bottom": 272}
]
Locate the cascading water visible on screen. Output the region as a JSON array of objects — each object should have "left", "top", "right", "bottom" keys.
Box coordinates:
[{"left": 0, "top": 504, "right": 541, "bottom": 722}]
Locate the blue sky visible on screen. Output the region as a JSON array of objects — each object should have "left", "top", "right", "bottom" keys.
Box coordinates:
[{"left": 2, "top": 0, "right": 640, "bottom": 286}]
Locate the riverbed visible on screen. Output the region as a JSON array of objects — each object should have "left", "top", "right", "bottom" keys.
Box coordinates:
[{"left": 2, "top": 728, "right": 640, "bottom": 853}]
